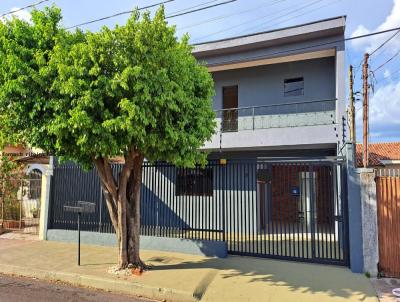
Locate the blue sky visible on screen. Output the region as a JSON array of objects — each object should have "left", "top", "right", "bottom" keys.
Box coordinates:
[{"left": 1, "top": 0, "right": 399, "bottom": 143}]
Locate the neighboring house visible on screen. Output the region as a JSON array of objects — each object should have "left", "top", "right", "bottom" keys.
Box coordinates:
[
  {"left": 356, "top": 142, "right": 400, "bottom": 169},
  {"left": 1, "top": 145, "right": 48, "bottom": 232}
]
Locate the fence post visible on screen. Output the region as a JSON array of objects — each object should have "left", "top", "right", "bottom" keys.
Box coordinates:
[
  {"left": 345, "top": 143, "right": 364, "bottom": 273},
  {"left": 252, "top": 107, "right": 255, "bottom": 130},
  {"left": 39, "top": 156, "right": 54, "bottom": 240},
  {"left": 221, "top": 163, "right": 226, "bottom": 242},
  {"left": 360, "top": 169, "right": 379, "bottom": 276}
]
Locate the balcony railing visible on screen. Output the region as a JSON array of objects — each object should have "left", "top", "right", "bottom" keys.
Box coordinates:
[{"left": 215, "top": 99, "right": 336, "bottom": 132}]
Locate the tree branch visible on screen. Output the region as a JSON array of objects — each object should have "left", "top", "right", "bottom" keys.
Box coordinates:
[{"left": 93, "top": 157, "right": 118, "bottom": 203}]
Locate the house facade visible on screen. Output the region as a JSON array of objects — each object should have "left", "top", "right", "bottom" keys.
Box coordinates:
[
  {"left": 45, "top": 16, "right": 353, "bottom": 269},
  {"left": 193, "top": 16, "right": 346, "bottom": 158}
]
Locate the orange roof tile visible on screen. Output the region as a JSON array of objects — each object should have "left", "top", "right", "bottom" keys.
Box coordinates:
[{"left": 356, "top": 142, "right": 400, "bottom": 167}]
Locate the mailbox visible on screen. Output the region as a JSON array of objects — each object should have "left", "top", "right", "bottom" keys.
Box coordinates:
[{"left": 64, "top": 201, "right": 96, "bottom": 266}]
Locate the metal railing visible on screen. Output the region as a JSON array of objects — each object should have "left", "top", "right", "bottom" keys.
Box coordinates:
[{"left": 214, "top": 99, "right": 336, "bottom": 132}]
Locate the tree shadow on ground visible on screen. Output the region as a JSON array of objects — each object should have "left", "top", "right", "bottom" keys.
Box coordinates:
[{"left": 147, "top": 254, "right": 374, "bottom": 301}]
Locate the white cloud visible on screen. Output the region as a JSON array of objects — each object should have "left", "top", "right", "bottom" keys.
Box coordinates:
[
  {"left": 0, "top": 7, "right": 32, "bottom": 23},
  {"left": 351, "top": 0, "right": 400, "bottom": 54},
  {"left": 356, "top": 80, "right": 400, "bottom": 142},
  {"left": 383, "top": 69, "right": 391, "bottom": 79}
]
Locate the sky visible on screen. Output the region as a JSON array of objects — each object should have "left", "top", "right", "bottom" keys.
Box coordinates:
[{"left": 0, "top": 0, "right": 399, "bottom": 143}]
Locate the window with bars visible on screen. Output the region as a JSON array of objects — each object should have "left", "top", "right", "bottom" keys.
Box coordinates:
[
  {"left": 28, "top": 169, "right": 42, "bottom": 200},
  {"left": 176, "top": 168, "right": 213, "bottom": 196}
]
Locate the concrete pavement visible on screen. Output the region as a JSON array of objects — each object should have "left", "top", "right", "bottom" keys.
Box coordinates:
[
  {"left": 0, "top": 273, "right": 153, "bottom": 302},
  {"left": 0, "top": 238, "right": 377, "bottom": 302}
]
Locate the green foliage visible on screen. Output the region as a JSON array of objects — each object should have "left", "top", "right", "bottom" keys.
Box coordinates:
[
  {"left": 0, "top": 6, "right": 63, "bottom": 152},
  {"left": 0, "top": 6, "right": 216, "bottom": 168}
]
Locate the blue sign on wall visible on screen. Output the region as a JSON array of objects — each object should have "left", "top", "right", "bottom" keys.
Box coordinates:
[{"left": 291, "top": 186, "right": 300, "bottom": 196}]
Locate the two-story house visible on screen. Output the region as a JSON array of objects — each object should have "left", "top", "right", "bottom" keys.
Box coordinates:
[{"left": 47, "top": 16, "right": 350, "bottom": 267}]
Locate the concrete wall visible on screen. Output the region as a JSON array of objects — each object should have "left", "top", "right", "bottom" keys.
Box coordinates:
[
  {"left": 46, "top": 229, "right": 228, "bottom": 258},
  {"left": 359, "top": 169, "right": 379, "bottom": 276},
  {"left": 346, "top": 143, "right": 379, "bottom": 275}
]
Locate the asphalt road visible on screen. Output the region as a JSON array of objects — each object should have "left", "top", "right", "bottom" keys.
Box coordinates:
[{"left": 0, "top": 274, "right": 152, "bottom": 302}]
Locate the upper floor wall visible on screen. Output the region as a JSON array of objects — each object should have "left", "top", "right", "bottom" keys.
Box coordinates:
[{"left": 212, "top": 57, "right": 335, "bottom": 111}]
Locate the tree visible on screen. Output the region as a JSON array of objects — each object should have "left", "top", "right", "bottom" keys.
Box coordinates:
[{"left": 0, "top": 6, "right": 215, "bottom": 269}]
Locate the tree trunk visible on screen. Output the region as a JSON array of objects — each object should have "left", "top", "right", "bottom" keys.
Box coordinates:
[
  {"left": 94, "top": 149, "right": 146, "bottom": 270},
  {"left": 127, "top": 154, "right": 145, "bottom": 268}
]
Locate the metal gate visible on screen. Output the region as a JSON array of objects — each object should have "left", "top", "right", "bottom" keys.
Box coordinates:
[
  {"left": 0, "top": 173, "right": 42, "bottom": 234},
  {"left": 49, "top": 158, "right": 348, "bottom": 266},
  {"left": 223, "top": 159, "right": 348, "bottom": 266}
]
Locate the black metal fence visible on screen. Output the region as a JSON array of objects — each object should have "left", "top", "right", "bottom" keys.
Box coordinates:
[{"left": 49, "top": 158, "right": 348, "bottom": 266}]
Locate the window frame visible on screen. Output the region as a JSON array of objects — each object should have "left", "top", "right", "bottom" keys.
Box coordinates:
[
  {"left": 175, "top": 167, "right": 213, "bottom": 197},
  {"left": 284, "top": 77, "right": 304, "bottom": 97}
]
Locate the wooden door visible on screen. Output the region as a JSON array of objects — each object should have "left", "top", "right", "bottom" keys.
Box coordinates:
[{"left": 222, "top": 86, "right": 238, "bottom": 132}]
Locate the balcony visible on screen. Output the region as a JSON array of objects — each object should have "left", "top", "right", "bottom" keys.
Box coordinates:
[
  {"left": 203, "top": 99, "right": 338, "bottom": 150},
  {"left": 215, "top": 99, "right": 336, "bottom": 132}
]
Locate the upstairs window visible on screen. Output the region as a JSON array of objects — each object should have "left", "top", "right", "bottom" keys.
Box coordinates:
[
  {"left": 284, "top": 77, "right": 304, "bottom": 97},
  {"left": 176, "top": 168, "right": 213, "bottom": 197}
]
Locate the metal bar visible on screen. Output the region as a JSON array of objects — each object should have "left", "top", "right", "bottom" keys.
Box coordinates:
[
  {"left": 215, "top": 98, "right": 337, "bottom": 112},
  {"left": 78, "top": 212, "right": 81, "bottom": 266}
]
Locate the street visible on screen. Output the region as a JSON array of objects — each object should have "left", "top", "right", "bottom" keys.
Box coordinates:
[{"left": 0, "top": 274, "right": 152, "bottom": 302}]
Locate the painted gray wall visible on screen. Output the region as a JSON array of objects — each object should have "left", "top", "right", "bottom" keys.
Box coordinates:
[
  {"left": 212, "top": 57, "right": 335, "bottom": 110},
  {"left": 46, "top": 229, "right": 228, "bottom": 258},
  {"left": 346, "top": 143, "right": 364, "bottom": 273}
]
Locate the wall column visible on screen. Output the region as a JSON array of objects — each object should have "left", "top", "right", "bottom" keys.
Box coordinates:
[
  {"left": 39, "top": 157, "right": 54, "bottom": 240},
  {"left": 359, "top": 169, "right": 379, "bottom": 276},
  {"left": 346, "top": 143, "right": 364, "bottom": 273}
]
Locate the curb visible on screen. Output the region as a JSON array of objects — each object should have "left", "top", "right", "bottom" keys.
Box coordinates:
[{"left": 0, "top": 264, "right": 197, "bottom": 302}]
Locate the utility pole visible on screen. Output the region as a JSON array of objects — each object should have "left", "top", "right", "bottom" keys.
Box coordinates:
[
  {"left": 348, "top": 65, "right": 356, "bottom": 144},
  {"left": 362, "top": 53, "right": 369, "bottom": 168}
]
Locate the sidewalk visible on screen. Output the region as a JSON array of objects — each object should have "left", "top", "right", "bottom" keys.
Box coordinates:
[{"left": 0, "top": 238, "right": 377, "bottom": 302}]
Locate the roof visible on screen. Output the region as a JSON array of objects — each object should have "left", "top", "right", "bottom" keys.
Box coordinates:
[
  {"left": 356, "top": 142, "right": 400, "bottom": 167},
  {"left": 193, "top": 15, "right": 346, "bottom": 58}
]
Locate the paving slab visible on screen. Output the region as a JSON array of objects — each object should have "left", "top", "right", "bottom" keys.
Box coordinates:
[
  {"left": 370, "top": 278, "right": 400, "bottom": 302},
  {"left": 0, "top": 238, "right": 378, "bottom": 302}
]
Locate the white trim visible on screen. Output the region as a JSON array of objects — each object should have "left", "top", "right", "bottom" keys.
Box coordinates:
[
  {"left": 207, "top": 49, "right": 335, "bottom": 72},
  {"left": 380, "top": 159, "right": 400, "bottom": 165},
  {"left": 25, "top": 163, "right": 46, "bottom": 175}
]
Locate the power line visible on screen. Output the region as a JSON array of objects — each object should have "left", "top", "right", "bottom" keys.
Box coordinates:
[
  {"left": 200, "top": 25, "right": 400, "bottom": 68},
  {"left": 166, "top": 0, "right": 238, "bottom": 19},
  {"left": 0, "top": 0, "right": 49, "bottom": 18},
  {"left": 373, "top": 49, "right": 400, "bottom": 72},
  {"left": 166, "top": 0, "right": 219, "bottom": 14},
  {"left": 67, "top": 0, "right": 238, "bottom": 30},
  {"left": 370, "top": 30, "right": 400, "bottom": 56},
  {"left": 234, "top": 0, "right": 325, "bottom": 37},
  {"left": 193, "top": 0, "right": 308, "bottom": 42},
  {"left": 244, "top": 0, "right": 342, "bottom": 36},
  {"left": 177, "top": 0, "right": 286, "bottom": 31},
  {"left": 168, "top": 0, "right": 220, "bottom": 15},
  {"left": 66, "top": 0, "right": 174, "bottom": 29}
]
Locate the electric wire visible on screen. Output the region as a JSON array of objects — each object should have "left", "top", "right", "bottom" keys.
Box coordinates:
[{"left": 0, "top": 0, "right": 49, "bottom": 18}]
